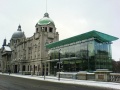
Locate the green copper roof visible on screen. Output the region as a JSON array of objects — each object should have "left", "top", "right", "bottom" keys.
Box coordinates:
[
  {"left": 46, "top": 30, "right": 119, "bottom": 49},
  {"left": 38, "top": 17, "right": 55, "bottom": 25},
  {"left": 37, "top": 13, "right": 55, "bottom": 25}
]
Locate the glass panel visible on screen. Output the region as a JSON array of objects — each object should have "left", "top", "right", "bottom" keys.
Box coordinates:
[
  {"left": 49, "top": 39, "right": 112, "bottom": 73},
  {"left": 75, "top": 43, "right": 81, "bottom": 58},
  {"left": 64, "top": 46, "right": 69, "bottom": 58},
  {"left": 69, "top": 45, "right": 75, "bottom": 57},
  {"left": 88, "top": 41, "right": 94, "bottom": 57},
  {"left": 94, "top": 40, "right": 112, "bottom": 70}
]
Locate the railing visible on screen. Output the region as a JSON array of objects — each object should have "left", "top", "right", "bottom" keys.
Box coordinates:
[
  {"left": 57, "top": 72, "right": 77, "bottom": 79},
  {"left": 58, "top": 72, "right": 120, "bottom": 83},
  {"left": 86, "top": 73, "right": 95, "bottom": 80},
  {"left": 19, "top": 71, "right": 31, "bottom": 75},
  {"left": 57, "top": 72, "right": 95, "bottom": 80},
  {"left": 110, "top": 73, "right": 120, "bottom": 82},
  {"left": 7, "top": 70, "right": 120, "bottom": 83}
]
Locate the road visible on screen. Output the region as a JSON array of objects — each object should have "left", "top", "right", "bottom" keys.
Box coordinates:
[{"left": 0, "top": 74, "right": 112, "bottom": 90}]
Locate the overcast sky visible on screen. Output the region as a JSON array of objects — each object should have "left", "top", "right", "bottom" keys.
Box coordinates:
[{"left": 0, "top": 0, "right": 120, "bottom": 61}]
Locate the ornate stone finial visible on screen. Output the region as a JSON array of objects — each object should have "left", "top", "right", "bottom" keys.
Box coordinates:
[
  {"left": 18, "top": 24, "right": 21, "bottom": 28},
  {"left": 2, "top": 38, "right": 6, "bottom": 46},
  {"left": 17, "top": 25, "right": 22, "bottom": 31},
  {"left": 44, "top": 12, "right": 49, "bottom": 18}
]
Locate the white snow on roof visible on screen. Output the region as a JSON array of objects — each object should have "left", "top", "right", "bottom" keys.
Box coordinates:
[{"left": 4, "top": 46, "right": 11, "bottom": 51}]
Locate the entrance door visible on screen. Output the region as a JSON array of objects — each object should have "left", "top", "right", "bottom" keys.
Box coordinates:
[
  {"left": 14, "top": 65, "right": 18, "bottom": 73},
  {"left": 33, "top": 65, "right": 35, "bottom": 75}
]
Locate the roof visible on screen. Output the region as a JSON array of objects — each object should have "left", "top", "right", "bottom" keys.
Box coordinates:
[
  {"left": 46, "top": 30, "right": 119, "bottom": 49},
  {"left": 37, "top": 17, "right": 55, "bottom": 25},
  {"left": 12, "top": 25, "right": 25, "bottom": 39},
  {"left": 37, "top": 13, "right": 55, "bottom": 26},
  {"left": 12, "top": 31, "right": 25, "bottom": 39},
  {"left": 4, "top": 46, "right": 11, "bottom": 51}
]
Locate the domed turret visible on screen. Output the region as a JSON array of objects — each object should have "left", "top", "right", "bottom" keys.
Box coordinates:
[
  {"left": 11, "top": 25, "right": 25, "bottom": 39},
  {"left": 37, "top": 13, "right": 55, "bottom": 26}
]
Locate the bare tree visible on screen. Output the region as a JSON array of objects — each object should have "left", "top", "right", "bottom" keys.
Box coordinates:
[{"left": 112, "top": 59, "right": 120, "bottom": 73}]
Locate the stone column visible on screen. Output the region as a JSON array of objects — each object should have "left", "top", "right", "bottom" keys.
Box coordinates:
[
  {"left": 48, "top": 63, "right": 50, "bottom": 76},
  {"left": 94, "top": 69, "right": 112, "bottom": 82},
  {"left": 76, "top": 71, "right": 87, "bottom": 80}
]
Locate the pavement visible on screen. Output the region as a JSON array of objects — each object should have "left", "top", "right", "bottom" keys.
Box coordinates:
[{"left": 0, "top": 72, "right": 120, "bottom": 90}]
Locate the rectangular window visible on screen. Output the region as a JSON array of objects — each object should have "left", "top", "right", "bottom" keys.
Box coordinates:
[
  {"left": 45, "top": 27, "right": 47, "bottom": 32},
  {"left": 36, "top": 28, "right": 38, "bottom": 32},
  {"left": 49, "top": 27, "right": 53, "bottom": 32}
]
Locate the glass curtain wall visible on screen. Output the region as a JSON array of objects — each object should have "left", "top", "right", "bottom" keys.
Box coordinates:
[
  {"left": 49, "top": 39, "right": 112, "bottom": 75},
  {"left": 94, "top": 41, "right": 112, "bottom": 70}
]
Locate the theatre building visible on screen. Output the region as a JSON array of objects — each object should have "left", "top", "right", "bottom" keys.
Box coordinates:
[
  {"left": 0, "top": 12, "right": 59, "bottom": 75},
  {"left": 0, "top": 12, "right": 118, "bottom": 76},
  {"left": 46, "top": 30, "right": 118, "bottom": 75}
]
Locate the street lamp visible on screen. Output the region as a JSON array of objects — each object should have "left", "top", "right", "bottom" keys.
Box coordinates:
[
  {"left": 41, "top": 61, "right": 46, "bottom": 80},
  {"left": 58, "top": 49, "right": 61, "bottom": 81},
  {"left": 87, "top": 41, "right": 90, "bottom": 72},
  {"left": 44, "top": 62, "right": 46, "bottom": 80}
]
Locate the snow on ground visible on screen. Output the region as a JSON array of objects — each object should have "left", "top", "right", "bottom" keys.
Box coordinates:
[{"left": 0, "top": 73, "right": 120, "bottom": 90}]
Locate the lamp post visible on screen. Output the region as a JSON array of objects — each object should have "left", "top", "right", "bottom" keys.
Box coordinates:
[
  {"left": 41, "top": 61, "right": 45, "bottom": 80},
  {"left": 18, "top": 58, "right": 20, "bottom": 73},
  {"left": 87, "top": 40, "right": 90, "bottom": 72},
  {"left": 58, "top": 49, "right": 61, "bottom": 81},
  {"left": 44, "top": 62, "right": 46, "bottom": 80}
]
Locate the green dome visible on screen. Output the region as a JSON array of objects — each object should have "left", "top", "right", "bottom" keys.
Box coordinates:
[{"left": 37, "top": 13, "right": 55, "bottom": 26}]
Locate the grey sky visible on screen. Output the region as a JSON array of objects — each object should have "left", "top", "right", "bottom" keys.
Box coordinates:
[{"left": 0, "top": 0, "right": 120, "bottom": 60}]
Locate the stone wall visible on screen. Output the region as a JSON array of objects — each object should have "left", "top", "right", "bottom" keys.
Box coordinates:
[{"left": 55, "top": 70, "right": 120, "bottom": 83}]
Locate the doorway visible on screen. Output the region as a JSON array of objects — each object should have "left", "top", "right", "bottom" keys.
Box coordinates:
[{"left": 14, "top": 65, "right": 18, "bottom": 73}]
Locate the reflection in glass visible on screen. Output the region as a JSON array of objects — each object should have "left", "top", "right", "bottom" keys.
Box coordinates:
[{"left": 48, "top": 39, "right": 112, "bottom": 75}]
